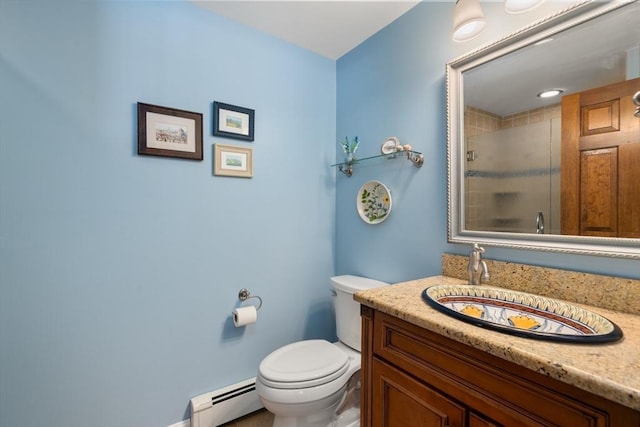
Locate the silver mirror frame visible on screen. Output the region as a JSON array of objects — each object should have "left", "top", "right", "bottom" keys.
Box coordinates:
[{"left": 446, "top": 0, "right": 640, "bottom": 259}]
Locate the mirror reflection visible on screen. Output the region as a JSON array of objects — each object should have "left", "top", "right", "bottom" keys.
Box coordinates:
[{"left": 462, "top": 2, "right": 639, "bottom": 238}]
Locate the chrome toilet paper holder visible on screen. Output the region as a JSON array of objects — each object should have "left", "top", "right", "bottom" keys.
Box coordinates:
[{"left": 238, "top": 288, "right": 263, "bottom": 311}]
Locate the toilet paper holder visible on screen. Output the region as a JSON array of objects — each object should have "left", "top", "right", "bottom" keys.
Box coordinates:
[{"left": 238, "top": 288, "right": 263, "bottom": 311}]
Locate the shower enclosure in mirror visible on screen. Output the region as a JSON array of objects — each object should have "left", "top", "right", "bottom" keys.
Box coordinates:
[{"left": 447, "top": 0, "right": 639, "bottom": 259}]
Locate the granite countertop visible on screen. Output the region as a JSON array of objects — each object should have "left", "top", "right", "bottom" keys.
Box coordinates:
[{"left": 354, "top": 275, "right": 640, "bottom": 411}]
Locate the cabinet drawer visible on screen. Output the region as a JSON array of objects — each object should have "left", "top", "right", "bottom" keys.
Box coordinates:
[{"left": 372, "top": 312, "right": 636, "bottom": 427}]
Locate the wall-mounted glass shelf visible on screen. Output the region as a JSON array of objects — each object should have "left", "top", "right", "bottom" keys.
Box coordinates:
[{"left": 331, "top": 150, "right": 424, "bottom": 177}]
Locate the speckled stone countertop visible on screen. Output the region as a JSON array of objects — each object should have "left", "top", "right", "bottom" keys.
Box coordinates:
[
  {"left": 354, "top": 275, "right": 640, "bottom": 411},
  {"left": 441, "top": 254, "right": 640, "bottom": 315}
]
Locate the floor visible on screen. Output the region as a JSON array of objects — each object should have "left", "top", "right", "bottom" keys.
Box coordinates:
[{"left": 220, "top": 409, "right": 274, "bottom": 427}]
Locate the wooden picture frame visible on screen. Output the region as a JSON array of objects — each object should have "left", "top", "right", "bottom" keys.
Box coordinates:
[
  {"left": 214, "top": 143, "right": 253, "bottom": 178},
  {"left": 213, "top": 101, "right": 255, "bottom": 141},
  {"left": 137, "top": 102, "right": 203, "bottom": 160}
]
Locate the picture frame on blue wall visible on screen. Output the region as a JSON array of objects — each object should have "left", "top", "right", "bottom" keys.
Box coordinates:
[
  {"left": 213, "top": 101, "right": 255, "bottom": 141},
  {"left": 213, "top": 143, "right": 253, "bottom": 178},
  {"left": 137, "top": 102, "right": 203, "bottom": 160}
]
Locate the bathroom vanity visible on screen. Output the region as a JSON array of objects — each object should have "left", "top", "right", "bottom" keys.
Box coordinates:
[{"left": 355, "top": 273, "right": 640, "bottom": 426}]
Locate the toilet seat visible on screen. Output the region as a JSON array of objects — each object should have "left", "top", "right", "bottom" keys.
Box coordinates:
[
  {"left": 259, "top": 340, "right": 349, "bottom": 389},
  {"left": 256, "top": 340, "right": 361, "bottom": 408}
]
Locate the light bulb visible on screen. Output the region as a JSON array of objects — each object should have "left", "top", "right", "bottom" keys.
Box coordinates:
[{"left": 452, "top": 0, "right": 487, "bottom": 42}]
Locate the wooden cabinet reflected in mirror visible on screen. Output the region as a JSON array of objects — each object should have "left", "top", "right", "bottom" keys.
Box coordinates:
[{"left": 561, "top": 78, "right": 640, "bottom": 238}]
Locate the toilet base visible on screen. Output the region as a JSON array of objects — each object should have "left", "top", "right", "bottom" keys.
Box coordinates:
[
  {"left": 271, "top": 404, "right": 337, "bottom": 427},
  {"left": 266, "top": 385, "right": 361, "bottom": 427},
  {"left": 263, "top": 385, "right": 344, "bottom": 427},
  {"left": 330, "top": 406, "right": 360, "bottom": 427}
]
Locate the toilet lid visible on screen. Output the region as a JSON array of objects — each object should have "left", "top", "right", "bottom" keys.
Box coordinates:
[{"left": 259, "top": 340, "right": 350, "bottom": 389}]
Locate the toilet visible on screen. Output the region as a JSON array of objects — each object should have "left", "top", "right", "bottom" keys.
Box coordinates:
[{"left": 255, "top": 275, "right": 389, "bottom": 427}]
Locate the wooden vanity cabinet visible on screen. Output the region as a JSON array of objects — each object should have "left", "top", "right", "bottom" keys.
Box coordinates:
[{"left": 360, "top": 307, "right": 640, "bottom": 427}]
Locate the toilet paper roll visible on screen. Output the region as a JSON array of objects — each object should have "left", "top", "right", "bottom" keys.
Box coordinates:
[{"left": 233, "top": 306, "right": 257, "bottom": 327}]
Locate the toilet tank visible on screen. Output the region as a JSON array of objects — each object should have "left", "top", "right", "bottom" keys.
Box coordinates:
[{"left": 330, "top": 275, "right": 389, "bottom": 352}]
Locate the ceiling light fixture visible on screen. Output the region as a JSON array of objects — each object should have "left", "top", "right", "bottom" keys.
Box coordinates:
[
  {"left": 537, "top": 89, "right": 564, "bottom": 98},
  {"left": 505, "top": 0, "right": 545, "bottom": 14},
  {"left": 452, "top": 0, "right": 546, "bottom": 41},
  {"left": 452, "top": 0, "right": 487, "bottom": 42}
]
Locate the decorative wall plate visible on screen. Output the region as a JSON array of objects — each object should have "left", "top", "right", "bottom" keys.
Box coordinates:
[{"left": 357, "top": 181, "right": 392, "bottom": 224}]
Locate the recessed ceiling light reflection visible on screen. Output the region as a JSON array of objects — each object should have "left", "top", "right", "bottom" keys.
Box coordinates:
[{"left": 537, "top": 89, "right": 564, "bottom": 98}]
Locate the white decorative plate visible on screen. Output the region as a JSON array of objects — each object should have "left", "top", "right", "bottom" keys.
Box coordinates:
[{"left": 357, "top": 181, "right": 392, "bottom": 224}]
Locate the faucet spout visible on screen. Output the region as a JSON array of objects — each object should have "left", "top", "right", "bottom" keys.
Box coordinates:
[
  {"left": 480, "top": 260, "right": 490, "bottom": 282},
  {"left": 468, "top": 243, "right": 489, "bottom": 285}
]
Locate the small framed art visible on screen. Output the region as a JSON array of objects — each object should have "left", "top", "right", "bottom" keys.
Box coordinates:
[
  {"left": 214, "top": 143, "right": 253, "bottom": 178},
  {"left": 213, "top": 101, "right": 255, "bottom": 141},
  {"left": 137, "top": 102, "right": 203, "bottom": 160}
]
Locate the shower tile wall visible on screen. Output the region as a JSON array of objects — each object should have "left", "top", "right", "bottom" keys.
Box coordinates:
[
  {"left": 465, "top": 106, "right": 501, "bottom": 137},
  {"left": 465, "top": 105, "right": 561, "bottom": 234}
]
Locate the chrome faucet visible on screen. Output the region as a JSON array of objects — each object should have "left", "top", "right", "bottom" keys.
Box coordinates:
[
  {"left": 468, "top": 243, "right": 490, "bottom": 285},
  {"left": 536, "top": 210, "right": 545, "bottom": 234}
]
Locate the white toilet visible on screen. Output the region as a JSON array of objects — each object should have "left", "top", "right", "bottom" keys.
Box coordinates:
[{"left": 255, "top": 275, "right": 389, "bottom": 427}]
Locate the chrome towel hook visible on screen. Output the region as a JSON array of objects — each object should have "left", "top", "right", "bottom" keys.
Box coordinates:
[{"left": 238, "top": 288, "right": 263, "bottom": 311}]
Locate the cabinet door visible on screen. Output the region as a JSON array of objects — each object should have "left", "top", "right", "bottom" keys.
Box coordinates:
[
  {"left": 372, "top": 357, "right": 465, "bottom": 427},
  {"left": 561, "top": 77, "right": 640, "bottom": 237},
  {"left": 469, "top": 412, "right": 501, "bottom": 427}
]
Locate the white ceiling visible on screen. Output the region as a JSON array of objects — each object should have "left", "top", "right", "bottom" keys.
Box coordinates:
[
  {"left": 190, "top": 1, "right": 639, "bottom": 116},
  {"left": 190, "top": 0, "right": 422, "bottom": 59}
]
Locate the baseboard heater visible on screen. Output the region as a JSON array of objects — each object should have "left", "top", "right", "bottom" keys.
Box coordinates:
[{"left": 190, "top": 377, "right": 264, "bottom": 427}]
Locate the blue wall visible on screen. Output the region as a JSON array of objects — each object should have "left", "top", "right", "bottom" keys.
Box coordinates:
[
  {"left": 0, "top": 1, "right": 335, "bottom": 426},
  {"left": 336, "top": 2, "right": 640, "bottom": 282},
  {"left": 2, "top": 1, "right": 639, "bottom": 427}
]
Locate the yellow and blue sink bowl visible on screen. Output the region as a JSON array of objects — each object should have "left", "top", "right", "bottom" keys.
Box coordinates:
[{"left": 422, "top": 285, "right": 623, "bottom": 343}]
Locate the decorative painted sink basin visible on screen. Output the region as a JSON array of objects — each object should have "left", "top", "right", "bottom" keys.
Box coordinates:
[{"left": 422, "top": 285, "right": 623, "bottom": 343}]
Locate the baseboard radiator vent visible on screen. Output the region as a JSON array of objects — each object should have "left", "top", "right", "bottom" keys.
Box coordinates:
[{"left": 190, "top": 377, "right": 263, "bottom": 427}]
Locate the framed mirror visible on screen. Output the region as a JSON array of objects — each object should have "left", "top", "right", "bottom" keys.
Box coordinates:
[{"left": 447, "top": 0, "right": 639, "bottom": 259}]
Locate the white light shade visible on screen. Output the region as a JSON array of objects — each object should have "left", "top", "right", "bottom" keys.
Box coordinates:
[
  {"left": 452, "top": 0, "right": 487, "bottom": 42},
  {"left": 505, "top": 0, "right": 545, "bottom": 14}
]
